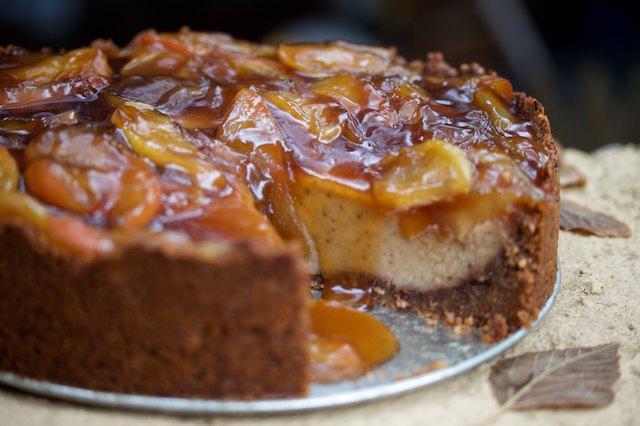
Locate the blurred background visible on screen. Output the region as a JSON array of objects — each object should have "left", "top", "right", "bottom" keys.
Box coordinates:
[{"left": 1, "top": 0, "right": 638, "bottom": 150}]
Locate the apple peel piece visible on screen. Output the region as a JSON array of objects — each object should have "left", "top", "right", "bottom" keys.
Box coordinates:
[
  {"left": 372, "top": 139, "right": 473, "bottom": 210},
  {"left": 0, "top": 147, "right": 19, "bottom": 191}
]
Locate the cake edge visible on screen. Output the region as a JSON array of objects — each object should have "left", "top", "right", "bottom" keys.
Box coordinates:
[{"left": 0, "top": 222, "right": 311, "bottom": 399}]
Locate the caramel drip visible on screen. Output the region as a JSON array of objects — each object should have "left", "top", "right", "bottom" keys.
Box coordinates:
[
  {"left": 309, "top": 299, "right": 398, "bottom": 383},
  {"left": 321, "top": 282, "right": 374, "bottom": 311}
]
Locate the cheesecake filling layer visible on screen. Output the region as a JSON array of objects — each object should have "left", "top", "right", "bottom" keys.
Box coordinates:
[{"left": 295, "top": 177, "right": 514, "bottom": 290}]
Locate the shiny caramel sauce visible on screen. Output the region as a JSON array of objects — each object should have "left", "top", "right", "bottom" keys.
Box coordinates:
[
  {"left": 0, "top": 29, "right": 554, "bottom": 252},
  {"left": 309, "top": 299, "right": 398, "bottom": 382},
  {"left": 314, "top": 281, "right": 391, "bottom": 381},
  {"left": 321, "top": 282, "right": 374, "bottom": 311},
  {"left": 0, "top": 29, "right": 554, "bottom": 381}
]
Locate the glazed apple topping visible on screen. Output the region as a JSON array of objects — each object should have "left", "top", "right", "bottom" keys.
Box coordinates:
[
  {"left": 261, "top": 89, "right": 345, "bottom": 144},
  {"left": 0, "top": 29, "right": 554, "bottom": 252},
  {"left": 112, "top": 101, "right": 226, "bottom": 188},
  {"left": 121, "top": 29, "right": 279, "bottom": 82},
  {"left": 111, "top": 100, "right": 282, "bottom": 247},
  {"left": 0, "top": 47, "right": 112, "bottom": 111},
  {"left": 277, "top": 41, "right": 397, "bottom": 77},
  {"left": 309, "top": 299, "right": 398, "bottom": 382},
  {"left": 24, "top": 125, "right": 161, "bottom": 228},
  {"left": 0, "top": 146, "right": 18, "bottom": 191},
  {"left": 0, "top": 192, "right": 114, "bottom": 255},
  {"left": 217, "top": 88, "right": 284, "bottom": 152},
  {"left": 372, "top": 139, "right": 473, "bottom": 210}
]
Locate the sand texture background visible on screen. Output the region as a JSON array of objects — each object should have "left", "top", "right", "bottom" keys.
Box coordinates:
[{"left": 0, "top": 146, "right": 638, "bottom": 426}]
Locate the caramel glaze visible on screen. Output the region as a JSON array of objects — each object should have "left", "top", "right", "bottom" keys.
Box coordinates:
[
  {"left": 309, "top": 299, "right": 398, "bottom": 383},
  {"left": 0, "top": 29, "right": 556, "bottom": 382}
]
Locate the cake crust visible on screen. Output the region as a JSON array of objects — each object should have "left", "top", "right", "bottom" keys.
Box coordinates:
[{"left": 0, "top": 223, "right": 310, "bottom": 398}]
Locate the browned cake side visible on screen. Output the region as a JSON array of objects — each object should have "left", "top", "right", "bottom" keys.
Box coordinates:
[{"left": 0, "top": 224, "right": 310, "bottom": 398}]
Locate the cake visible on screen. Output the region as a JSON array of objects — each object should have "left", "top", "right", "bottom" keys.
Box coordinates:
[{"left": 0, "top": 29, "right": 559, "bottom": 398}]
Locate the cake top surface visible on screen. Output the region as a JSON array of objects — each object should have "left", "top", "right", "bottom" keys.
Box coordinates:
[{"left": 0, "top": 29, "right": 555, "bottom": 255}]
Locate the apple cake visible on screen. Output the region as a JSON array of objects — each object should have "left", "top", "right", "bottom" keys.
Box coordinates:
[{"left": 0, "top": 29, "right": 559, "bottom": 398}]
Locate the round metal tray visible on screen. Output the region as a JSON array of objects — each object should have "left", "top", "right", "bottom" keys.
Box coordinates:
[{"left": 0, "top": 268, "right": 560, "bottom": 415}]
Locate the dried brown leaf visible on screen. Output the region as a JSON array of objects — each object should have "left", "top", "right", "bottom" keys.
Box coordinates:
[
  {"left": 560, "top": 163, "right": 586, "bottom": 188},
  {"left": 490, "top": 343, "right": 620, "bottom": 410},
  {"left": 560, "top": 200, "right": 631, "bottom": 238}
]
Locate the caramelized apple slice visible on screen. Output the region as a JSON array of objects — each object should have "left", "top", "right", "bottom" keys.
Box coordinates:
[
  {"left": 23, "top": 126, "right": 161, "bottom": 228},
  {"left": 0, "top": 147, "right": 19, "bottom": 191},
  {"left": 121, "top": 31, "right": 204, "bottom": 79},
  {"left": 24, "top": 158, "right": 94, "bottom": 214},
  {"left": 218, "top": 89, "right": 310, "bottom": 246},
  {"left": 477, "top": 75, "right": 514, "bottom": 101},
  {"left": 109, "top": 165, "right": 162, "bottom": 228},
  {"left": 473, "top": 89, "right": 516, "bottom": 131},
  {"left": 0, "top": 47, "right": 111, "bottom": 85},
  {"left": 217, "top": 88, "right": 283, "bottom": 153},
  {"left": 0, "top": 192, "right": 49, "bottom": 228},
  {"left": 0, "top": 111, "right": 78, "bottom": 148},
  {"left": 310, "top": 299, "right": 398, "bottom": 382},
  {"left": 0, "top": 192, "right": 113, "bottom": 255},
  {"left": 156, "top": 170, "right": 205, "bottom": 221},
  {"left": 310, "top": 75, "right": 376, "bottom": 142},
  {"left": 121, "top": 35, "right": 223, "bottom": 80},
  {"left": 216, "top": 88, "right": 284, "bottom": 183},
  {"left": 393, "top": 80, "right": 429, "bottom": 101},
  {"left": 229, "top": 56, "right": 289, "bottom": 80},
  {"left": 103, "top": 76, "right": 229, "bottom": 130},
  {"left": 0, "top": 48, "right": 112, "bottom": 110},
  {"left": 120, "top": 50, "right": 190, "bottom": 78},
  {"left": 261, "top": 90, "right": 342, "bottom": 143},
  {"left": 390, "top": 79, "right": 429, "bottom": 123},
  {"left": 472, "top": 150, "right": 545, "bottom": 200},
  {"left": 122, "top": 29, "right": 277, "bottom": 80},
  {"left": 177, "top": 31, "right": 276, "bottom": 57},
  {"left": 129, "top": 29, "right": 275, "bottom": 58},
  {"left": 278, "top": 41, "right": 394, "bottom": 76},
  {"left": 0, "top": 117, "right": 47, "bottom": 136},
  {"left": 166, "top": 194, "right": 282, "bottom": 248},
  {"left": 113, "top": 101, "right": 279, "bottom": 245},
  {"left": 372, "top": 139, "right": 473, "bottom": 210},
  {"left": 313, "top": 74, "right": 368, "bottom": 108},
  {"left": 112, "top": 101, "right": 225, "bottom": 190}
]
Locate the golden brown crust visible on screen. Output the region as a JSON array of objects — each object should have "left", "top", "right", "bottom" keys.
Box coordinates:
[{"left": 0, "top": 223, "right": 310, "bottom": 398}]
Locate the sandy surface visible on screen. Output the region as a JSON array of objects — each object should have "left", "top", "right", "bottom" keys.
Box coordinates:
[{"left": 1, "top": 146, "right": 638, "bottom": 426}]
